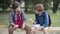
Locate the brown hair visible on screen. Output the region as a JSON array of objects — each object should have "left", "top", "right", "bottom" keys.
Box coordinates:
[
  {"left": 35, "top": 4, "right": 44, "bottom": 10},
  {"left": 12, "top": 1, "right": 19, "bottom": 9}
]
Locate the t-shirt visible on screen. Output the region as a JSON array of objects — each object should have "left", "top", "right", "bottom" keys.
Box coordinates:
[{"left": 15, "top": 14, "right": 23, "bottom": 27}]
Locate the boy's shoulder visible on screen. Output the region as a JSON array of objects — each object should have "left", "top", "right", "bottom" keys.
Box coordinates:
[
  {"left": 10, "top": 9, "right": 23, "bottom": 13},
  {"left": 42, "top": 10, "right": 48, "bottom": 14},
  {"left": 10, "top": 10, "right": 14, "bottom": 13}
]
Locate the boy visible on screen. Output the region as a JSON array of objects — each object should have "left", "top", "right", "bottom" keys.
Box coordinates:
[
  {"left": 8, "top": 1, "right": 31, "bottom": 34},
  {"left": 30, "top": 4, "right": 49, "bottom": 34}
]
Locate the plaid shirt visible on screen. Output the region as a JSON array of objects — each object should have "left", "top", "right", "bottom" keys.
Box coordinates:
[{"left": 9, "top": 10, "right": 26, "bottom": 24}]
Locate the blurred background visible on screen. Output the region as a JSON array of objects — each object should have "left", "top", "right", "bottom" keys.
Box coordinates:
[
  {"left": 0, "top": 0, "right": 60, "bottom": 27},
  {"left": 0, "top": 0, "right": 60, "bottom": 34}
]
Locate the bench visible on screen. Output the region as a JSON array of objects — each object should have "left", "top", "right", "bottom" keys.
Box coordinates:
[
  {"left": 0, "top": 26, "right": 60, "bottom": 32},
  {"left": 0, "top": 25, "right": 60, "bottom": 34},
  {"left": 47, "top": 27, "right": 60, "bottom": 32}
]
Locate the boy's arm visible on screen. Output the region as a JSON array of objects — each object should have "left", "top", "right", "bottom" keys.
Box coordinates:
[
  {"left": 29, "top": 14, "right": 38, "bottom": 24},
  {"left": 9, "top": 12, "right": 15, "bottom": 25},
  {"left": 29, "top": 19, "right": 36, "bottom": 24},
  {"left": 21, "top": 11, "right": 26, "bottom": 29},
  {"left": 42, "top": 12, "right": 49, "bottom": 27},
  {"left": 21, "top": 11, "right": 26, "bottom": 23}
]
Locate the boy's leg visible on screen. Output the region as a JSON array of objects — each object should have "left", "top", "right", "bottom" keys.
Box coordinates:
[
  {"left": 41, "top": 27, "right": 48, "bottom": 34},
  {"left": 31, "top": 24, "right": 40, "bottom": 34},
  {"left": 31, "top": 27, "right": 38, "bottom": 34},
  {"left": 24, "top": 25, "right": 31, "bottom": 34},
  {"left": 8, "top": 25, "right": 17, "bottom": 34}
]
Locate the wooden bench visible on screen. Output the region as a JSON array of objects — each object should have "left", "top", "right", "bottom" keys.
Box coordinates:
[
  {"left": 0, "top": 25, "right": 60, "bottom": 34},
  {"left": 0, "top": 25, "right": 60, "bottom": 32},
  {"left": 47, "top": 27, "right": 60, "bottom": 32}
]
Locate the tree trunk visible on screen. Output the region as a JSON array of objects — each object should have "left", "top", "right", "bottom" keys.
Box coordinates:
[{"left": 24, "top": 0, "right": 28, "bottom": 12}]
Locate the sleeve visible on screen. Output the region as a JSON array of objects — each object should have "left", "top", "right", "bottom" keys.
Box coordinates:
[
  {"left": 33, "top": 14, "right": 38, "bottom": 24},
  {"left": 21, "top": 11, "right": 26, "bottom": 23},
  {"left": 42, "top": 12, "right": 49, "bottom": 27},
  {"left": 9, "top": 12, "right": 14, "bottom": 24}
]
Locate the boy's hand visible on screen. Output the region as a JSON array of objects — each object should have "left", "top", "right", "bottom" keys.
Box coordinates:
[
  {"left": 14, "top": 25, "right": 19, "bottom": 28},
  {"left": 11, "top": 23, "right": 15, "bottom": 26},
  {"left": 29, "top": 19, "right": 34, "bottom": 23},
  {"left": 22, "top": 23, "right": 25, "bottom": 29},
  {"left": 11, "top": 23, "right": 18, "bottom": 28},
  {"left": 29, "top": 19, "right": 36, "bottom": 24}
]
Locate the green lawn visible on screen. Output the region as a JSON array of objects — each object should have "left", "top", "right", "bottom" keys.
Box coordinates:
[{"left": 0, "top": 9, "right": 60, "bottom": 27}]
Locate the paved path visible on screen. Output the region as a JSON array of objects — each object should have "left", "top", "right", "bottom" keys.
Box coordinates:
[
  {"left": 0, "top": 29, "right": 60, "bottom": 34},
  {"left": 0, "top": 29, "right": 26, "bottom": 34}
]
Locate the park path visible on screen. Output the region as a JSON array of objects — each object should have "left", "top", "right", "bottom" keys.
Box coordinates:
[
  {"left": 0, "top": 29, "right": 26, "bottom": 34},
  {"left": 0, "top": 29, "right": 60, "bottom": 34}
]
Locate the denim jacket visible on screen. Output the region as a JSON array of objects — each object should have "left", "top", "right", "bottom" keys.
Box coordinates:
[{"left": 35, "top": 10, "right": 49, "bottom": 27}]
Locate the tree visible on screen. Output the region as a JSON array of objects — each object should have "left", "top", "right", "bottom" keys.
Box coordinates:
[
  {"left": 32, "top": 0, "right": 49, "bottom": 11},
  {"left": 24, "top": 0, "right": 49, "bottom": 12},
  {"left": 0, "top": 0, "right": 12, "bottom": 11},
  {"left": 52, "top": 0, "right": 60, "bottom": 13},
  {"left": 24, "top": 0, "right": 32, "bottom": 12}
]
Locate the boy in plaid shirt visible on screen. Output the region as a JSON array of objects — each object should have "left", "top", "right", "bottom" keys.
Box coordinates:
[{"left": 8, "top": 1, "right": 31, "bottom": 34}]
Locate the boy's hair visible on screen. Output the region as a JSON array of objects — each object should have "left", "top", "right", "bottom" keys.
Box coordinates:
[
  {"left": 12, "top": 1, "right": 19, "bottom": 9},
  {"left": 35, "top": 4, "right": 44, "bottom": 10}
]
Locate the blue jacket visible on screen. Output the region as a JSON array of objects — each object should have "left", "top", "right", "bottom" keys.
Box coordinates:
[{"left": 35, "top": 10, "right": 49, "bottom": 27}]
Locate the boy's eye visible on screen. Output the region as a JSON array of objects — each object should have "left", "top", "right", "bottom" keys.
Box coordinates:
[{"left": 38, "top": 10, "right": 42, "bottom": 11}]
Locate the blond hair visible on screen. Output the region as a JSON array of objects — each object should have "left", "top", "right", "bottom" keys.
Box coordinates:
[{"left": 35, "top": 4, "right": 44, "bottom": 10}]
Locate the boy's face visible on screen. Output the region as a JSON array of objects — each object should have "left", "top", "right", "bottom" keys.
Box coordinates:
[
  {"left": 35, "top": 9, "right": 42, "bottom": 14},
  {"left": 35, "top": 6, "right": 43, "bottom": 14},
  {"left": 15, "top": 7, "right": 20, "bottom": 12},
  {"left": 35, "top": 10, "right": 41, "bottom": 14}
]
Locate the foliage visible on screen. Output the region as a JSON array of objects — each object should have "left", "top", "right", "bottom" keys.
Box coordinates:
[{"left": 0, "top": 0, "right": 12, "bottom": 10}]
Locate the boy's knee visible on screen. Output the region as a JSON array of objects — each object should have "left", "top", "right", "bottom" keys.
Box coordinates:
[
  {"left": 42, "top": 28, "right": 48, "bottom": 34},
  {"left": 8, "top": 26, "right": 16, "bottom": 31},
  {"left": 8, "top": 28, "right": 13, "bottom": 32},
  {"left": 31, "top": 27, "right": 37, "bottom": 33},
  {"left": 25, "top": 25, "right": 31, "bottom": 31},
  {"left": 42, "top": 28, "right": 47, "bottom": 32}
]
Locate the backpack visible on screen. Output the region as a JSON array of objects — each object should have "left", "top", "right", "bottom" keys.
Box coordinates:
[
  {"left": 48, "top": 14, "right": 51, "bottom": 26},
  {"left": 43, "top": 11, "right": 51, "bottom": 26}
]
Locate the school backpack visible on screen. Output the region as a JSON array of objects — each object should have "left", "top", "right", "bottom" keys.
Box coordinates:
[{"left": 43, "top": 11, "right": 51, "bottom": 27}]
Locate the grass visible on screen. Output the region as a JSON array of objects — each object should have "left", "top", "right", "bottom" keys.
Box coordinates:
[{"left": 0, "top": 9, "right": 60, "bottom": 27}]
